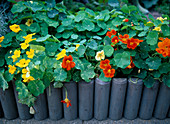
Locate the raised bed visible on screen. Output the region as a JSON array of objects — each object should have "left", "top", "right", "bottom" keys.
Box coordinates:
[{"left": 0, "top": 78, "right": 169, "bottom": 121}]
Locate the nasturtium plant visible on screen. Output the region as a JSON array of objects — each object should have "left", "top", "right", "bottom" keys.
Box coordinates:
[{"left": 0, "top": 0, "right": 169, "bottom": 108}]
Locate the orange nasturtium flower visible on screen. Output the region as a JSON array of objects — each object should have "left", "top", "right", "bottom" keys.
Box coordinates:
[
  {"left": 126, "top": 56, "right": 135, "bottom": 69},
  {"left": 100, "top": 59, "right": 111, "bottom": 70},
  {"left": 123, "top": 19, "right": 129, "bottom": 22},
  {"left": 119, "top": 34, "right": 129, "bottom": 44},
  {"left": 62, "top": 55, "right": 75, "bottom": 71},
  {"left": 111, "top": 36, "right": 119, "bottom": 44},
  {"left": 106, "top": 29, "right": 117, "bottom": 38},
  {"left": 156, "top": 38, "right": 170, "bottom": 57},
  {"left": 61, "top": 97, "right": 71, "bottom": 108},
  {"left": 0, "top": 36, "right": 4, "bottom": 47},
  {"left": 127, "top": 38, "right": 143, "bottom": 50},
  {"left": 103, "top": 68, "right": 116, "bottom": 78},
  {"left": 9, "top": 24, "right": 21, "bottom": 33}
]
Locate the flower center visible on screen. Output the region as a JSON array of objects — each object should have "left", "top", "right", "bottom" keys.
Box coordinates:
[
  {"left": 66, "top": 60, "right": 70, "bottom": 63},
  {"left": 108, "top": 69, "right": 111, "bottom": 73},
  {"left": 104, "top": 64, "right": 107, "bottom": 66},
  {"left": 130, "top": 42, "right": 134, "bottom": 45},
  {"left": 65, "top": 98, "right": 69, "bottom": 103}
]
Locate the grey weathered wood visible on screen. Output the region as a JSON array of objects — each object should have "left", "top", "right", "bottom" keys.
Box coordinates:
[
  {"left": 79, "top": 80, "right": 94, "bottom": 120},
  {"left": 94, "top": 78, "right": 111, "bottom": 121},
  {"left": 0, "top": 100, "right": 3, "bottom": 117},
  {"left": 154, "top": 83, "right": 170, "bottom": 119},
  {"left": 13, "top": 83, "right": 32, "bottom": 120},
  {"left": 168, "top": 108, "right": 170, "bottom": 117},
  {"left": 46, "top": 83, "right": 63, "bottom": 120},
  {"left": 33, "top": 93, "right": 48, "bottom": 120},
  {"left": 139, "top": 81, "right": 159, "bottom": 120},
  {"left": 124, "top": 78, "right": 143, "bottom": 120},
  {"left": 109, "top": 78, "right": 127, "bottom": 120},
  {"left": 62, "top": 81, "right": 77, "bottom": 120},
  {"left": 0, "top": 82, "right": 18, "bottom": 119}
]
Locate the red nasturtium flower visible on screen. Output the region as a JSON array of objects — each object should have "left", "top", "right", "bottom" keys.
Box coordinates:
[
  {"left": 62, "top": 55, "right": 75, "bottom": 71},
  {"left": 127, "top": 38, "right": 143, "bottom": 49},
  {"left": 156, "top": 38, "right": 170, "bottom": 57},
  {"left": 111, "top": 36, "right": 119, "bottom": 44},
  {"left": 119, "top": 34, "right": 129, "bottom": 44},
  {"left": 103, "top": 68, "right": 116, "bottom": 78},
  {"left": 126, "top": 56, "right": 135, "bottom": 69},
  {"left": 100, "top": 59, "right": 111, "bottom": 70},
  {"left": 106, "top": 29, "right": 117, "bottom": 38},
  {"left": 123, "top": 19, "right": 129, "bottom": 22},
  {"left": 61, "top": 98, "right": 71, "bottom": 108}
]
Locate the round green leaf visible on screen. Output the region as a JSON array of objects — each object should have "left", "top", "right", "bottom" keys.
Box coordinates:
[
  {"left": 82, "top": 19, "right": 95, "bottom": 31},
  {"left": 104, "top": 45, "right": 114, "bottom": 57},
  {"left": 146, "top": 57, "right": 161, "bottom": 70},
  {"left": 54, "top": 68, "right": 67, "bottom": 81}
]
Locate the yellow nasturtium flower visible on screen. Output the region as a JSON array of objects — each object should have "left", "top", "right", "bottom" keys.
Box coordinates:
[
  {"left": 9, "top": 24, "right": 21, "bottom": 33},
  {"left": 56, "top": 49, "right": 66, "bottom": 60},
  {"left": 16, "top": 59, "right": 31, "bottom": 68},
  {"left": 8, "top": 65, "right": 16, "bottom": 74},
  {"left": 0, "top": 36, "right": 4, "bottom": 47},
  {"left": 95, "top": 50, "right": 105, "bottom": 61},
  {"left": 11, "top": 50, "right": 21, "bottom": 62},
  {"left": 75, "top": 44, "right": 80, "bottom": 51},
  {"left": 153, "top": 27, "right": 161, "bottom": 31},
  {"left": 20, "top": 43, "right": 29, "bottom": 50},
  {"left": 23, "top": 33, "right": 36, "bottom": 43},
  {"left": 156, "top": 17, "right": 167, "bottom": 23},
  {"left": 26, "top": 49, "right": 34, "bottom": 59},
  {"left": 25, "top": 19, "right": 33, "bottom": 26}
]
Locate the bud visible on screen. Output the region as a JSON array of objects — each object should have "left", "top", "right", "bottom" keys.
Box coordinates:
[
  {"left": 30, "top": 107, "right": 35, "bottom": 114},
  {"left": 138, "top": 69, "right": 140, "bottom": 73},
  {"left": 116, "top": 25, "right": 118, "bottom": 27},
  {"left": 149, "top": 69, "right": 154, "bottom": 71},
  {"left": 10, "top": 50, "right": 12, "bottom": 54}
]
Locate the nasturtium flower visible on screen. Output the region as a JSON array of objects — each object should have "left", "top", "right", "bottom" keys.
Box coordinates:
[
  {"left": 75, "top": 44, "right": 80, "bottom": 51},
  {"left": 0, "top": 36, "right": 4, "bottom": 47},
  {"left": 147, "top": 21, "right": 153, "bottom": 24},
  {"left": 103, "top": 68, "right": 115, "bottom": 78},
  {"left": 23, "top": 33, "right": 36, "bottom": 43},
  {"left": 8, "top": 65, "right": 16, "bottom": 74},
  {"left": 62, "top": 55, "right": 75, "bottom": 71},
  {"left": 106, "top": 29, "right": 117, "bottom": 38},
  {"left": 9, "top": 24, "right": 21, "bottom": 33},
  {"left": 111, "top": 36, "right": 119, "bottom": 44},
  {"left": 156, "top": 17, "right": 167, "bottom": 23},
  {"left": 126, "top": 56, "right": 135, "bottom": 69},
  {"left": 26, "top": 49, "right": 34, "bottom": 59},
  {"left": 61, "top": 97, "right": 71, "bottom": 108},
  {"left": 123, "top": 19, "right": 129, "bottom": 22},
  {"left": 20, "top": 43, "right": 29, "bottom": 50},
  {"left": 156, "top": 38, "right": 170, "bottom": 57},
  {"left": 153, "top": 27, "right": 161, "bottom": 31},
  {"left": 25, "top": 19, "right": 33, "bottom": 26},
  {"left": 13, "top": 50, "right": 21, "bottom": 58},
  {"left": 16, "top": 59, "right": 31, "bottom": 68},
  {"left": 56, "top": 49, "right": 66, "bottom": 60},
  {"left": 119, "top": 34, "right": 129, "bottom": 44},
  {"left": 22, "top": 74, "right": 34, "bottom": 83},
  {"left": 100, "top": 59, "right": 111, "bottom": 70},
  {"left": 95, "top": 50, "right": 105, "bottom": 61},
  {"left": 127, "top": 38, "right": 143, "bottom": 49}
]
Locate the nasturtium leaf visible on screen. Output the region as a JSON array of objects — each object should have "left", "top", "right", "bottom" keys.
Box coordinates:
[
  {"left": 82, "top": 19, "right": 95, "bottom": 31},
  {"left": 4, "top": 71, "right": 14, "bottom": 82},
  {"left": 72, "top": 56, "right": 84, "bottom": 70},
  {"left": 138, "top": 31, "right": 147, "bottom": 37},
  {"left": 57, "top": 25, "right": 65, "bottom": 33},
  {"left": 75, "top": 11, "right": 86, "bottom": 22},
  {"left": 114, "top": 51, "right": 130, "bottom": 68},
  {"left": 54, "top": 68, "right": 67, "bottom": 81},
  {"left": 99, "top": 71, "right": 111, "bottom": 82},
  {"left": 24, "top": 1, "right": 43, "bottom": 12},
  {"left": 137, "top": 70, "right": 147, "bottom": 79},
  {"left": 43, "top": 72, "right": 53, "bottom": 88},
  {"left": 0, "top": 73, "right": 8, "bottom": 91},
  {"left": 97, "top": 29, "right": 107, "bottom": 35},
  {"left": 159, "top": 63, "right": 170, "bottom": 74},
  {"left": 66, "top": 47, "right": 76, "bottom": 52},
  {"left": 152, "top": 71, "right": 161, "bottom": 78},
  {"left": 77, "top": 45, "right": 86, "bottom": 56},
  {"left": 44, "top": 18, "right": 59, "bottom": 28},
  {"left": 43, "top": 56, "right": 53, "bottom": 68},
  {"left": 41, "top": 23, "right": 48, "bottom": 36},
  {"left": 104, "top": 45, "right": 114, "bottom": 57},
  {"left": 62, "top": 18, "right": 72, "bottom": 26},
  {"left": 161, "top": 24, "right": 170, "bottom": 36},
  {"left": 92, "top": 26, "right": 101, "bottom": 32},
  {"left": 45, "top": 42, "right": 59, "bottom": 52},
  {"left": 93, "top": 36, "right": 102, "bottom": 40},
  {"left": 62, "top": 31, "right": 73, "bottom": 39},
  {"left": 71, "top": 34, "right": 78, "bottom": 39},
  {"left": 75, "top": 23, "right": 86, "bottom": 31},
  {"left": 53, "top": 82, "right": 63, "bottom": 88},
  {"left": 162, "top": 74, "right": 170, "bottom": 87},
  {"left": 97, "top": 20, "right": 107, "bottom": 29},
  {"left": 47, "top": 9, "right": 59, "bottom": 18},
  {"left": 144, "top": 76, "right": 155, "bottom": 88},
  {"left": 121, "top": 4, "right": 129, "bottom": 14},
  {"left": 73, "top": 71, "right": 81, "bottom": 82},
  {"left": 16, "top": 31, "right": 27, "bottom": 41},
  {"left": 29, "top": 23, "right": 40, "bottom": 33},
  {"left": 15, "top": 81, "right": 29, "bottom": 99},
  {"left": 11, "top": 2, "right": 26, "bottom": 13},
  {"left": 36, "top": 34, "right": 51, "bottom": 42},
  {"left": 28, "top": 80, "right": 45, "bottom": 96},
  {"left": 0, "top": 58, "right": 4, "bottom": 67},
  {"left": 87, "top": 40, "right": 98, "bottom": 50},
  {"left": 58, "top": 12, "right": 67, "bottom": 21},
  {"left": 140, "top": 42, "right": 150, "bottom": 51},
  {"left": 30, "top": 68, "right": 44, "bottom": 80},
  {"left": 135, "top": 26, "right": 143, "bottom": 31},
  {"left": 146, "top": 31, "right": 158, "bottom": 45},
  {"left": 30, "top": 45, "right": 45, "bottom": 51},
  {"left": 140, "top": 51, "right": 149, "bottom": 59},
  {"left": 85, "top": 8, "right": 95, "bottom": 16},
  {"left": 129, "top": 30, "right": 136, "bottom": 38},
  {"left": 112, "top": 17, "right": 123, "bottom": 26},
  {"left": 81, "top": 66, "right": 95, "bottom": 82},
  {"left": 146, "top": 57, "right": 161, "bottom": 70}
]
